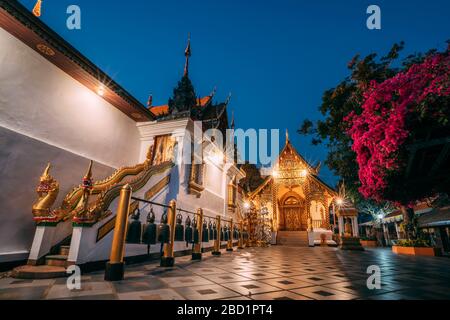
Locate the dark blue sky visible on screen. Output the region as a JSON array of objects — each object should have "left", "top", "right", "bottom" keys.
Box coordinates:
[{"left": 18, "top": 0, "right": 450, "bottom": 186}]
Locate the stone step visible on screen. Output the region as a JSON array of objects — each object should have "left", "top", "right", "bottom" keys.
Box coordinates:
[
  {"left": 45, "top": 255, "right": 68, "bottom": 267},
  {"left": 59, "top": 245, "right": 70, "bottom": 256},
  {"left": 12, "top": 265, "right": 67, "bottom": 279}
]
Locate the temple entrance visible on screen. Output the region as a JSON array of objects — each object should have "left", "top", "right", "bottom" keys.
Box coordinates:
[{"left": 280, "top": 193, "right": 307, "bottom": 231}]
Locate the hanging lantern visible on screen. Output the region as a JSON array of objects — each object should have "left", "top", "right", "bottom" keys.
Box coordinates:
[
  {"left": 157, "top": 211, "right": 170, "bottom": 244},
  {"left": 202, "top": 220, "right": 209, "bottom": 242},
  {"left": 192, "top": 217, "right": 199, "bottom": 244},
  {"left": 142, "top": 207, "right": 157, "bottom": 245},
  {"left": 174, "top": 213, "right": 184, "bottom": 242},
  {"left": 184, "top": 216, "right": 193, "bottom": 247},
  {"left": 32, "top": 0, "right": 42, "bottom": 17},
  {"left": 126, "top": 207, "right": 142, "bottom": 244}
]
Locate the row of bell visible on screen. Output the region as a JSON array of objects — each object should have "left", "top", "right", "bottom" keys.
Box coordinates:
[{"left": 127, "top": 208, "right": 248, "bottom": 245}]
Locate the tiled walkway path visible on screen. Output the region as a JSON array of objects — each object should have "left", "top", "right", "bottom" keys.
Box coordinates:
[{"left": 1, "top": 246, "right": 450, "bottom": 300}]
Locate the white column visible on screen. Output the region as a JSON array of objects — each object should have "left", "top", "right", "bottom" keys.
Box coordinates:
[
  {"left": 394, "top": 222, "right": 400, "bottom": 239},
  {"left": 338, "top": 216, "right": 344, "bottom": 236},
  {"left": 352, "top": 216, "right": 359, "bottom": 237}
]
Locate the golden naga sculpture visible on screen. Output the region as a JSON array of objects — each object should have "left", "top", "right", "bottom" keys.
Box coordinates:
[
  {"left": 38, "top": 144, "right": 174, "bottom": 226},
  {"left": 32, "top": 163, "right": 60, "bottom": 223},
  {"left": 72, "top": 161, "right": 95, "bottom": 224}
]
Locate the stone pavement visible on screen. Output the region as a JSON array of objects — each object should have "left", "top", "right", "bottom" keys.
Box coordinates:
[{"left": 1, "top": 246, "right": 449, "bottom": 300}]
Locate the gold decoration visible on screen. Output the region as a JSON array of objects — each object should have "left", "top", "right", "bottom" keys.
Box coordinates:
[
  {"left": 32, "top": 163, "right": 60, "bottom": 223},
  {"left": 36, "top": 44, "right": 55, "bottom": 56},
  {"left": 32, "top": 0, "right": 42, "bottom": 17},
  {"left": 152, "top": 135, "right": 177, "bottom": 166}
]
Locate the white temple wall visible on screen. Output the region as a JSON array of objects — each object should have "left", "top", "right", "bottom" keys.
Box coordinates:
[
  {"left": 0, "top": 27, "right": 141, "bottom": 264},
  {"left": 0, "top": 28, "right": 141, "bottom": 169}
]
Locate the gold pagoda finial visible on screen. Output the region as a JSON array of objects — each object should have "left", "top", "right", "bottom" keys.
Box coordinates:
[
  {"left": 183, "top": 33, "right": 192, "bottom": 77},
  {"left": 33, "top": 0, "right": 42, "bottom": 17},
  {"left": 285, "top": 129, "right": 289, "bottom": 144}
]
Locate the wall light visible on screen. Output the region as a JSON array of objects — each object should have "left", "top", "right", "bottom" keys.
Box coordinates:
[
  {"left": 97, "top": 85, "right": 105, "bottom": 97},
  {"left": 300, "top": 169, "right": 308, "bottom": 177}
]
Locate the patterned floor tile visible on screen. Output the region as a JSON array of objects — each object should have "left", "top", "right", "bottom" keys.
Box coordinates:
[
  {"left": 221, "top": 281, "right": 281, "bottom": 295},
  {"left": 175, "top": 284, "right": 240, "bottom": 300},
  {"left": 290, "top": 285, "right": 358, "bottom": 300},
  {"left": 160, "top": 275, "right": 214, "bottom": 288},
  {"left": 250, "top": 290, "right": 313, "bottom": 300}
]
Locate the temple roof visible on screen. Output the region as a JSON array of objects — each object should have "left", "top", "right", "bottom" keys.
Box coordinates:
[
  {"left": 149, "top": 95, "right": 213, "bottom": 117},
  {"left": 249, "top": 131, "right": 336, "bottom": 198}
]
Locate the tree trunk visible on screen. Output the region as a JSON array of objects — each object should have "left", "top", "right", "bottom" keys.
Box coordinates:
[{"left": 401, "top": 206, "right": 416, "bottom": 240}]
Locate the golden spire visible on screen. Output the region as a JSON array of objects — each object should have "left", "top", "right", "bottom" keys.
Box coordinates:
[
  {"left": 183, "top": 33, "right": 192, "bottom": 77},
  {"left": 32, "top": 0, "right": 42, "bottom": 17},
  {"left": 84, "top": 160, "right": 93, "bottom": 180},
  {"left": 285, "top": 129, "right": 289, "bottom": 144},
  {"left": 42, "top": 162, "right": 51, "bottom": 178}
]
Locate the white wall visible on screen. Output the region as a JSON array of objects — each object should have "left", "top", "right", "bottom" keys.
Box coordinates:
[
  {"left": 0, "top": 27, "right": 142, "bottom": 263},
  {"left": 0, "top": 28, "right": 141, "bottom": 169}
]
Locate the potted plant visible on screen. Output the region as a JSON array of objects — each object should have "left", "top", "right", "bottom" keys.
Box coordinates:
[
  {"left": 360, "top": 235, "right": 378, "bottom": 247},
  {"left": 392, "top": 239, "right": 442, "bottom": 256}
]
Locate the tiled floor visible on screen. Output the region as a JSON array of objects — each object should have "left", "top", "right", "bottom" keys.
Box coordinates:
[{"left": 1, "top": 246, "right": 450, "bottom": 300}]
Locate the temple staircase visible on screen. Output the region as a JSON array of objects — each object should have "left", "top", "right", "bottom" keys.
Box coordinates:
[{"left": 277, "top": 231, "right": 309, "bottom": 247}]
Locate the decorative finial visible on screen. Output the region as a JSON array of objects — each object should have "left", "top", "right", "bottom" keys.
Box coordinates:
[
  {"left": 286, "top": 129, "right": 289, "bottom": 144},
  {"left": 230, "top": 110, "right": 235, "bottom": 130},
  {"left": 33, "top": 0, "right": 42, "bottom": 17},
  {"left": 147, "top": 94, "right": 153, "bottom": 108},
  {"left": 42, "top": 162, "right": 51, "bottom": 178},
  {"left": 183, "top": 33, "right": 192, "bottom": 77},
  {"left": 210, "top": 86, "right": 217, "bottom": 97},
  {"left": 225, "top": 92, "right": 232, "bottom": 105},
  {"left": 84, "top": 160, "right": 93, "bottom": 180}
]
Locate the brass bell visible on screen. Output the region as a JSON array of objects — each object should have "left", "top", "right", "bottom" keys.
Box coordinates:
[
  {"left": 202, "top": 221, "right": 209, "bottom": 242},
  {"left": 222, "top": 227, "right": 227, "bottom": 241},
  {"left": 225, "top": 226, "right": 230, "bottom": 241},
  {"left": 233, "top": 226, "right": 239, "bottom": 239},
  {"left": 213, "top": 222, "right": 218, "bottom": 240},
  {"left": 126, "top": 207, "right": 142, "bottom": 244},
  {"left": 174, "top": 213, "right": 184, "bottom": 242},
  {"left": 192, "top": 217, "right": 199, "bottom": 244},
  {"left": 142, "top": 207, "right": 157, "bottom": 245},
  {"left": 184, "top": 216, "right": 193, "bottom": 246},
  {"left": 157, "top": 211, "right": 170, "bottom": 243},
  {"left": 208, "top": 221, "right": 214, "bottom": 240}
]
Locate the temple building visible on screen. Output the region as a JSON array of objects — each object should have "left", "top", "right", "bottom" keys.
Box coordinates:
[
  {"left": 0, "top": 1, "right": 244, "bottom": 274},
  {"left": 247, "top": 132, "right": 341, "bottom": 246}
]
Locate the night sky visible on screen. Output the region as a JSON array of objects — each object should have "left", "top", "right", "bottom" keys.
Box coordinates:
[{"left": 17, "top": 0, "right": 450, "bottom": 186}]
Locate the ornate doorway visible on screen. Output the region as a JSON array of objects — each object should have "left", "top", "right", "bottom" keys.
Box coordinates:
[{"left": 279, "top": 193, "right": 306, "bottom": 231}]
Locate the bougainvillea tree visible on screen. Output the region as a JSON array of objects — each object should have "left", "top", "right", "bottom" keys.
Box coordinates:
[
  {"left": 345, "top": 50, "right": 450, "bottom": 204},
  {"left": 299, "top": 43, "right": 450, "bottom": 239}
]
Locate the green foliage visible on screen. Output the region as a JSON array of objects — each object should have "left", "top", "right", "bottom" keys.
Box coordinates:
[{"left": 396, "top": 239, "right": 431, "bottom": 247}]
